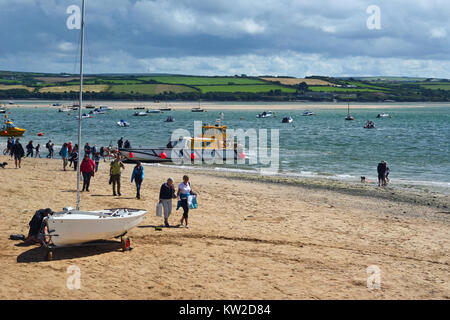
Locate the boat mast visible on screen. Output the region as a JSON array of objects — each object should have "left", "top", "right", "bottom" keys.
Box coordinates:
[
  {"left": 347, "top": 95, "right": 350, "bottom": 116},
  {"left": 76, "top": 0, "right": 85, "bottom": 210}
]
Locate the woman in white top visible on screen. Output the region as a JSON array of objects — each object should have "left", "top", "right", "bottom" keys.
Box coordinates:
[{"left": 177, "top": 175, "right": 195, "bottom": 228}]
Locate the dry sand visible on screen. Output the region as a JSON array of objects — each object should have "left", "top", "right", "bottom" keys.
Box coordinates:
[{"left": 0, "top": 156, "right": 449, "bottom": 300}]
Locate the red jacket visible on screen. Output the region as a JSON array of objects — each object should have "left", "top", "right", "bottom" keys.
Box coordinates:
[{"left": 80, "top": 158, "right": 95, "bottom": 173}]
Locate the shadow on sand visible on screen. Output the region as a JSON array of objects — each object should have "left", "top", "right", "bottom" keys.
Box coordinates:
[
  {"left": 138, "top": 224, "right": 182, "bottom": 229},
  {"left": 17, "top": 240, "right": 123, "bottom": 263}
]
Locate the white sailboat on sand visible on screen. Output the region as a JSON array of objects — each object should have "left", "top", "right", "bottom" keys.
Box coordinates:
[{"left": 40, "top": 0, "right": 147, "bottom": 261}]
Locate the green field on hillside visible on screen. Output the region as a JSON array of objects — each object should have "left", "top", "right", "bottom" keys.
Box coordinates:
[
  {"left": 339, "top": 81, "right": 390, "bottom": 91},
  {"left": 308, "top": 86, "right": 383, "bottom": 93},
  {"left": 421, "top": 84, "right": 450, "bottom": 90},
  {"left": 67, "top": 79, "right": 144, "bottom": 85},
  {"left": 109, "top": 84, "right": 197, "bottom": 94},
  {"left": 137, "top": 76, "right": 266, "bottom": 85},
  {"left": 195, "top": 84, "right": 296, "bottom": 93}
]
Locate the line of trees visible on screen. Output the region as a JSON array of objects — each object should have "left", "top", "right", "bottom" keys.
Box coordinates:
[{"left": 1, "top": 86, "right": 450, "bottom": 102}]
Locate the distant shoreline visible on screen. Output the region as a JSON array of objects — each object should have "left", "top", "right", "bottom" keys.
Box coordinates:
[{"left": 4, "top": 101, "right": 450, "bottom": 110}]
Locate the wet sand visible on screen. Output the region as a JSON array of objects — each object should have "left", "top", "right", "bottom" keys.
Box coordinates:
[{"left": 0, "top": 156, "right": 449, "bottom": 300}]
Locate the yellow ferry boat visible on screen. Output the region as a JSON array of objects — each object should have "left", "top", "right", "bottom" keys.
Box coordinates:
[
  {"left": 0, "top": 114, "right": 26, "bottom": 137},
  {"left": 120, "top": 124, "right": 245, "bottom": 162}
]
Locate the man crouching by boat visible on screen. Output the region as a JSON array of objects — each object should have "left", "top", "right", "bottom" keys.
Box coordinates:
[{"left": 24, "top": 208, "right": 53, "bottom": 245}]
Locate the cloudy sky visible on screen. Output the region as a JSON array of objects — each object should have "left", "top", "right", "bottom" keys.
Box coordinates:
[{"left": 1, "top": 0, "right": 449, "bottom": 77}]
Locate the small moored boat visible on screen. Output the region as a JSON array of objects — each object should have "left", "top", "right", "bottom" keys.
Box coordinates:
[
  {"left": 376, "top": 113, "right": 391, "bottom": 118},
  {"left": 256, "top": 111, "right": 273, "bottom": 118},
  {"left": 76, "top": 113, "right": 92, "bottom": 119},
  {"left": 281, "top": 116, "right": 293, "bottom": 123},
  {"left": 117, "top": 119, "right": 130, "bottom": 127},
  {"left": 165, "top": 116, "right": 175, "bottom": 122},
  {"left": 302, "top": 110, "right": 316, "bottom": 116},
  {"left": 364, "top": 120, "right": 375, "bottom": 129}
]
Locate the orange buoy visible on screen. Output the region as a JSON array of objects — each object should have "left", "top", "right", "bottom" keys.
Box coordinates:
[
  {"left": 160, "top": 152, "right": 167, "bottom": 159},
  {"left": 37, "top": 132, "right": 44, "bottom": 137}
]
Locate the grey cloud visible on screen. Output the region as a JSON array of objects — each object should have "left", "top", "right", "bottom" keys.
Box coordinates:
[{"left": 0, "top": 0, "right": 449, "bottom": 77}]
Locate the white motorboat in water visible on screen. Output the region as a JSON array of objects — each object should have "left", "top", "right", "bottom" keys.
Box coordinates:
[
  {"left": 302, "top": 110, "right": 316, "bottom": 116},
  {"left": 44, "top": 208, "right": 147, "bottom": 247},
  {"left": 117, "top": 119, "right": 130, "bottom": 127},
  {"left": 92, "top": 107, "right": 107, "bottom": 114},
  {"left": 146, "top": 109, "right": 161, "bottom": 114},
  {"left": 98, "top": 105, "right": 112, "bottom": 111},
  {"left": 256, "top": 111, "right": 273, "bottom": 118},
  {"left": 134, "top": 111, "right": 147, "bottom": 116},
  {"left": 376, "top": 113, "right": 391, "bottom": 118},
  {"left": 281, "top": 116, "right": 293, "bottom": 123},
  {"left": 77, "top": 113, "right": 92, "bottom": 119},
  {"left": 192, "top": 107, "right": 205, "bottom": 112}
]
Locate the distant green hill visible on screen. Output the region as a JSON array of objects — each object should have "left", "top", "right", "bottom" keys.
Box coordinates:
[{"left": 0, "top": 71, "right": 449, "bottom": 102}]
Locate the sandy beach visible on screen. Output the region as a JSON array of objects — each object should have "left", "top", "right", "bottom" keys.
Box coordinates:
[
  {"left": 0, "top": 155, "right": 449, "bottom": 300},
  {"left": 7, "top": 101, "right": 450, "bottom": 111}
]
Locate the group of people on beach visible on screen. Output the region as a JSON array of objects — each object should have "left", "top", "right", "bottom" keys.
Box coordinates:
[
  {"left": 4, "top": 135, "right": 197, "bottom": 229},
  {"left": 377, "top": 160, "right": 390, "bottom": 187},
  {"left": 3, "top": 130, "right": 198, "bottom": 228}
]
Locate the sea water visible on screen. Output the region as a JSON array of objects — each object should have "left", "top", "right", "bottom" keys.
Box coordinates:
[{"left": 1, "top": 102, "right": 449, "bottom": 194}]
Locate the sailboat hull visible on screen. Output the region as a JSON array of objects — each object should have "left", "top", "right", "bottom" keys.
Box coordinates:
[{"left": 45, "top": 209, "right": 147, "bottom": 247}]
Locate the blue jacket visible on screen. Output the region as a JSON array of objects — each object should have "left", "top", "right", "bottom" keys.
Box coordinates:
[
  {"left": 59, "top": 146, "right": 69, "bottom": 158},
  {"left": 131, "top": 166, "right": 144, "bottom": 183}
]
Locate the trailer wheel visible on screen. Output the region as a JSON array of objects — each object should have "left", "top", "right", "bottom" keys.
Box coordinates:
[
  {"left": 47, "top": 250, "right": 53, "bottom": 261},
  {"left": 121, "top": 237, "right": 131, "bottom": 251}
]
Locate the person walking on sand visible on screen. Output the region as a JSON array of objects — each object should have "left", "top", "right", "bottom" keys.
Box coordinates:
[
  {"left": 6, "top": 137, "right": 12, "bottom": 156},
  {"left": 131, "top": 161, "right": 144, "bottom": 199},
  {"left": 99, "top": 146, "right": 105, "bottom": 162},
  {"left": 110, "top": 154, "right": 125, "bottom": 196},
  {"left": 80, "top": 154, "right": 95, "bottom": 192},
  {"left": 12, "top": 138, "right": 25, "bottom": 169},
  {"left": 45, "top": 140, "right": 52, "bottom": 158},
  {"left": 385, "top": 163, "right": 390, "bottom": 185},
  {"left": 35, "top": 144, "right": 41, "bottom": 158},
  {"left": 68, "top": 141, "right": 73, "bottom": 154},
  {"left": 71, "top": 148, "right": 79, "bottom": 171},
  {"left": 26, "top": 141, "right": 34, "bottom": 158},
  {"left": 49, "top": 143, "right": 55, "bottom": 158},
  {"left": 59, "top": 143, "right": 69, "bottom": 171},
  {"left": 91, "top": 144, "right": 97, "bottom": 159},
  {"left": 84, "top": 143, "right": 91, "bottom": 158},
  {"left": 9, "top": 137, "right": 15, "bottom": 159},
  {"left": 377, "top": 160, "right": 387, "bottom": 187},
  {"left": 159, "top": 178, "right": 176, "bottom": 227},
  {"left": 177, "top": 175, "right": 196, "bottom": 228},
  {"left": 93, "top": 152, "right": 100, "bottom": 172}
]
